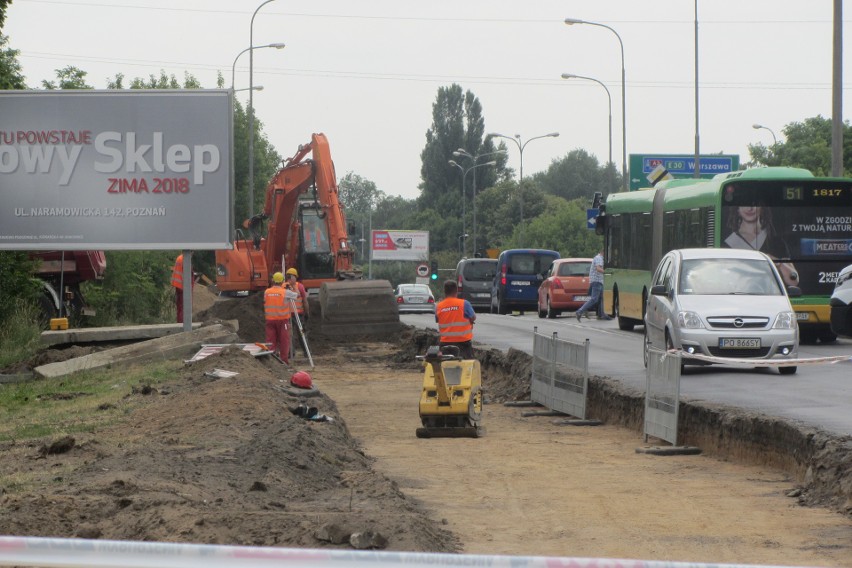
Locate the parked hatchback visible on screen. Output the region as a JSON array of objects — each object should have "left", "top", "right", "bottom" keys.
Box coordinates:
[
  {"left": 455, "top": 258, "right": 498, "bottom": 312},
  {"left": 537, "top": 258, "right": 593, "bottom": 318},
  {"left": 394, "top": 283, "right": 435, "bottom": 314},
  {"left": 644, "top": 248, "right": 800, "bottom": 374},
  {"left": 829, "top": 263, "right": 852, "bottom": 338}
]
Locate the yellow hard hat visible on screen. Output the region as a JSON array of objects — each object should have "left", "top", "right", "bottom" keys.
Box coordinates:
[
  {"left": 272, "top": 272, "right": 284, "bottom": 283},
  {"left": 286, "top": 268, "right": 299, "bottom": 277}
]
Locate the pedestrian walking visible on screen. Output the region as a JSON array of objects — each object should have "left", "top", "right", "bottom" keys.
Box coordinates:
[{"left": 576, "top": 249, "right": 613, "bottom": 322}]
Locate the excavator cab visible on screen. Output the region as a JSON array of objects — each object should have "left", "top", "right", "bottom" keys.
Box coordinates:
[{"left": 298, "top": 206, "right": 335, "bottom": 281}]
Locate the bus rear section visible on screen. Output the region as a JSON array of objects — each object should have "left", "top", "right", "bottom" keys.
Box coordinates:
[{"left": 491, "top": 249, "right": 560, "bottom": 315}]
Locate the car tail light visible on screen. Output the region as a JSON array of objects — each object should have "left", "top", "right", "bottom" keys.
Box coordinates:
[
  {"left": 552, "top": 278, "right": 564, "bottom": 289},
  {"left": 428, "top": 297, "right": 435, "bottom": 304},
  {"left": 396, "top": 297, "right": 404, "bottom": 304},
  {"left": 500, "top": 263, "right": 507, "bottom": 286},
  {"left": 457, "top": 274, "right": 463, "bottom": 292}
]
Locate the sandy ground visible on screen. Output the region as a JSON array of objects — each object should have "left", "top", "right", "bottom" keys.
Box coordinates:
[{"left": 312, "top": 348, "right": 852, "bottom": 566}]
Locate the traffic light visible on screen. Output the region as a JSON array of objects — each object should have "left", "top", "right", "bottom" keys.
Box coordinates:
[{"left": 430, "top": 260, "right": 439, "bottom": 281}]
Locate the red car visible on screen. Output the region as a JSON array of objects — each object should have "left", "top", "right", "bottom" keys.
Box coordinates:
[{"left": 537, "top": 258, "right": 593, "bottom": 318}]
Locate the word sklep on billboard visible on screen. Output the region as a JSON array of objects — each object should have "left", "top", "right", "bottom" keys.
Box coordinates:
[
  {"left": 371, "top": 230, "right": 429, "bottom": 261},
  {"left": 0, "top": 90, "right": 233, "bottom": 250}
]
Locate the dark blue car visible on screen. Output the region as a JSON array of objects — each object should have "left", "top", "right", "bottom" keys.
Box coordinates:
[{"left": 490, "top": 249, "right": 560, "bottom": 315}]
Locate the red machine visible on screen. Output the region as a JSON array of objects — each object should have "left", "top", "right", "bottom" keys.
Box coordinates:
[
  {"left": 215, "top": 133, "right": 399, "bottom": 336},
  {"left": 30, "top": 250, "right": 106, "bottom": 319}
]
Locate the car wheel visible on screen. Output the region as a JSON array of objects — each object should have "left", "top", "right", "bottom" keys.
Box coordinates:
[
  {"left": 546, "top": 297, "right": 557, "bottom": 319},
  {"left": 818, "top": 329, "right": 837, "bottom": 344},
  {"left": 497, "top": 295, "right": 509, "bottom": 315},
  {"left": 614, "top": 292, "right": 634, "bottom": 331},
  {"left": 779, "top": 366, "right": 797, "bottom": 375},
  {"left": 537, "top": 300, "right": 546, "bottom": 318}
]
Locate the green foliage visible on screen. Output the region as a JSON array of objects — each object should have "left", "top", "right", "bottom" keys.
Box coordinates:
[
  {"left": 82, "top": 251, "right": 176, "bottom": 326},
  {"left": 534, "top": 149, "right": 620, "bottom": 200},
  {"left": 0, "top": 300, "right": 42, "bottom": 369},
  {"left": 0, "top": 252, "right": 41, "bottom": 326},
  {"left": 0, "top": 32, "right": 25, "bottom": 89},
  {"left": 522, "top": 196, "right": 603, "bottom": 256},
  {"left": 41, "top": 65, "right": 92, "bottom": 89},
  {"left": 748, "top": 115, "right": 852, "bottom": 175}
]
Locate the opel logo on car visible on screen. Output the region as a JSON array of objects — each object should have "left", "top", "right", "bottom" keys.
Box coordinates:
[{"left": 733, "top": 318, "right": 745, "bottom": 328}]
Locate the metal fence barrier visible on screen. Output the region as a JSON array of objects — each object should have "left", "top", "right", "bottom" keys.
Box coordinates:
[
  {"left": 531, "top": 327, "right": 590, "bottom": 420},
  {"left": 644, "top": 347, "right": 682, "bottom": 446}
]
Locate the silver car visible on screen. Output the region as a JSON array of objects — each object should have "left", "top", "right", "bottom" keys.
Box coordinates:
[
  {"left": 394, "top": 283, "right": 436, "bottom": 314},
  {"left": 829, "top": 264, "right": 852, "bottom": 338},
  {"left": 644, "top": 248, "right": 799, "bottom": 375}
]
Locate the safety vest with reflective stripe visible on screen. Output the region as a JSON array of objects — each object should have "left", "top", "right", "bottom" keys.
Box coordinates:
[
  {"left": 436, "top": 297, "right": 473, "bottom": 343},
  {"left": 264, "top": 285, "right": 291, "bottom": 321},
  {"left": 171, "top": 255, "right": 183, "bottom": 290}
]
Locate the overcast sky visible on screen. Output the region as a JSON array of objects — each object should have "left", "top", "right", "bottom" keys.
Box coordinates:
[{"left": 4, "top": 0, "right": 849, "bottom": 199}]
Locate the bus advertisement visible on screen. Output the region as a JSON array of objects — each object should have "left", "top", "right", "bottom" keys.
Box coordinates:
[{"left": 596, "top": 167, "right": 852, "bottom": 343}]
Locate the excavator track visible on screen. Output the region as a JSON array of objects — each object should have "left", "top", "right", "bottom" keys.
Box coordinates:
[{"left": 314, "top": 280, "right": 401, "bottom": 337}]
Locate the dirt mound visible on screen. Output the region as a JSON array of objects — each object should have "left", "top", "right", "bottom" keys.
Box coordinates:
[
  {"left": 0, "top": 346, "right": 458, "bottom": 551},
  {"left": 196, "top": 293, "right": 267, "bottom": 342},
  {"left": 191, "top": 285, "right": 219, "bottom": 315}
]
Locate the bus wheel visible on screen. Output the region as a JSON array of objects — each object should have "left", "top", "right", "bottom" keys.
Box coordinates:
[{"left": 614, "top": 293, "right": 634, "bottom": 331}]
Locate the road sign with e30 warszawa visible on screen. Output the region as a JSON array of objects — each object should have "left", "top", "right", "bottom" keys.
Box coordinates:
[{"left": 629, "top": 154, "right": 740, "bottom": 191}]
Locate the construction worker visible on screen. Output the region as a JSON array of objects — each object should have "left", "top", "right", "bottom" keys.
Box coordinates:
[
  {"left": 170, "top": 253, "right": 192, "bottom": 323},
  {"left": 263, "top": 272, "right": 291, "bottom": 363},
  {"left": 286, "top": 267, "right": 310, "bottom": 359},
  {"left": 435, "top": 279, "right": 476, "bottom": 359}
]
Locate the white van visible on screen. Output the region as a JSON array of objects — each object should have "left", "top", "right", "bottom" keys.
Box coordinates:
[{"left": 644, "top": 248, "right": 800, "bottom": 374}]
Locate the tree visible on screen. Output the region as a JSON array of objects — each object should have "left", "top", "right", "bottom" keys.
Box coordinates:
[
  {"left": 748, "top": 115, "right": 852, "bottom": 175},
  {"left": 42, "top": 65, "right": 92, "bottom": 89},
  {"left": 0, "top": 33, "right": 25, "bottom": 89},
  {"left": 534, "top": 149, "right": 620, "bottom": 201}
]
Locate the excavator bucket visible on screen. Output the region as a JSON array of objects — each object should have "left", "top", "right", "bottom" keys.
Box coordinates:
[{"left": 313, "top": 279, "right": 401, "bottom": 338}]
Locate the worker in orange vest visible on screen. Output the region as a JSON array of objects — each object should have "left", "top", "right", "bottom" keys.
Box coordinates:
[
  {"left": 170, "top": 254, "right": 192, "bottom": 323},
  {"left": 286, "top": 267, "right": 310, "bottom": 359},
  {"left": 264, "top": 272, "right": 291, "bottom": 363},
  {"left": 435, "top": 279, "right": 476, "bottom": 359}
]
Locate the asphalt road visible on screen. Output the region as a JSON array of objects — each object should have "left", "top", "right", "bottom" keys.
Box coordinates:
[{"left": 401, "top": 312, "right": 852, "bottom": 437}]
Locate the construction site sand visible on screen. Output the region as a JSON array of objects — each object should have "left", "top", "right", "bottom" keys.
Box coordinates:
[{"left": 1, "top": 295, "right": 851, "bottom": 564}]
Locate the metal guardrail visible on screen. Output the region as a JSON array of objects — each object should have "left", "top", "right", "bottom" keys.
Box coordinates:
[
  {"left": 644, "top": 347, "right": 682, "bottom": 446},
  {"left": 531, "top": 327, "right": 590, "bottom": 419}
]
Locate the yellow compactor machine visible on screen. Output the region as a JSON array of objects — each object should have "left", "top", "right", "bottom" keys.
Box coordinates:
[{"left": 416, "top": 345, "right": 483, "bottom": 438}]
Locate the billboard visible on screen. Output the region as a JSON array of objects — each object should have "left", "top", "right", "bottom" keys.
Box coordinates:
[
  {"left": 0, "top": 90, "right": 233, "bottom": 250},
  {"left": 371, "top": 230, "right": 429, "bottom": 261}
]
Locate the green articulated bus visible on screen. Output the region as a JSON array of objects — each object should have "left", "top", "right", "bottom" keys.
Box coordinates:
[{"left": 595, "top": 166, "right": 852, "bottom": 343}]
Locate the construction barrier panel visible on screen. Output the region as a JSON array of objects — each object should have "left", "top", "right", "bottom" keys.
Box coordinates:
[
  {"left": 531, "top": 327, "right": 590, "bottom": 419},
  {"left": 644, "top": 347, "right": 682, "bottom": 446}
]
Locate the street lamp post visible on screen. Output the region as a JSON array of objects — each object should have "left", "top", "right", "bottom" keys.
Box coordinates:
[
  {"left": 752, "top": 123, "right": 778, "bottom": 146},
  {"left": 249, "top": 0, "right": 280, "bottom": 217},
  {"left": 231, "top": 43, "right": 285, "bottom": 90},
  {"left": 449, "top": 157, "right": 499, "bottom": 257},
  {"left": 486, "top": 132, "right": 559, "bottom": 247},
  {"left": 561, "top": 73, "right": 614, "bottom": 192},
  {"left": 564, "top": 18, "right": 627, "bottom": 192},
  {"left": 453, "top": 149, "right": 506, "bottom": 255}
]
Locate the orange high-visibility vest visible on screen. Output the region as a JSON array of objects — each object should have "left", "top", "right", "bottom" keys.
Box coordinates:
[
  {"left": 436, "top": 297, "right": 473, "bottom": 343},
  {"left": 288, "top": 282, "right": 305, "bottom": 314},
  {"left": 264, "top": 285, "right": 291, "bottom": 321},
  {"left": 171, "top": 255, "right": 183, "bottom": 290}
]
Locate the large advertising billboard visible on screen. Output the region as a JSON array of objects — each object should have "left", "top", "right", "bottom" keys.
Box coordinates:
[
  {"left": 0, "top": 90, "right": 232, "bottom": 250},
  {"left": 371, "top": 230, "right": 429, "bottom": 261}
]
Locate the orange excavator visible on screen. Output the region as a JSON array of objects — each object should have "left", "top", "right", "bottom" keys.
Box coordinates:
[{"left": 215, "top": 133, "right": 400, "bottom": 337}]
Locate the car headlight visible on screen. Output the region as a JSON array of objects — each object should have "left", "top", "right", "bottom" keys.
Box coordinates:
[
  {"left": 677, "top": 311, "right": 704, "bottom": 329},
  {"left": 773, "top": 311, "right": 797, "bottom": 329}
]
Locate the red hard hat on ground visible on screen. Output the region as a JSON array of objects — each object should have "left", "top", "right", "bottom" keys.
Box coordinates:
[{"left": 290, "top": 370, "right": 313, "bottom": 389}]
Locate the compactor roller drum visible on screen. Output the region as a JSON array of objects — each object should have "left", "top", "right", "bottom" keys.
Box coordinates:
[{"left": 416, "top": 345, "right": 483, "bottom": 438}]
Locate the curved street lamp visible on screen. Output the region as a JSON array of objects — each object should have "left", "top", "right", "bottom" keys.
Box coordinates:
[
  {"left": 564, "top": 17, "right": 627, "bottom": 192},
  {"left": 231, "top": 43, "right": 285, "bottom": 90},
  {"left": 249, "top": 0, "right": 281, "bottom": 217},
  {"left": 561, "top": 73, "right": 612, "bottom": 168},
  {"left": 448, "top": 158, "right": 498, "bottom": 258},
  {"left": 752, "top": 123, "right": 778, "bottom": 146},
  {"left": 453, "top": 148, "right": 507, "bottom": 255},
  {"left": 486, "top": 132, "right": 559, "bottom": 247}
]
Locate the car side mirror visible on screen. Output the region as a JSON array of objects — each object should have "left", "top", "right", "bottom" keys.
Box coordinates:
[
  {"left": 650, "top": 284, "right": 668, "bottom": 296},
  {"left": 786, "top": 285, "right": 802, "bottom": 298}
]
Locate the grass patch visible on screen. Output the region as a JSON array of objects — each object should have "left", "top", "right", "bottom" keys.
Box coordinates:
[
  {"left": 0, "top": 301, "right": 42, "bottom": 369},
  {"left": 0, "top": 360, "right": 180, "bottom": 443}
]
